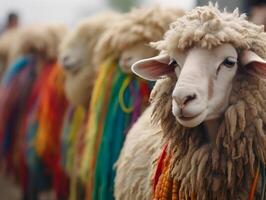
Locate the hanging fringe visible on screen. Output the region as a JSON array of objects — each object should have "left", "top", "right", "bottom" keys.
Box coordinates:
[
  {"left": 34, "top": 64, "right": 69, "bottom": 199},
  {"left": 0, "top": 54, "right": 153, "bottom": 200},
  {"left": 79, "top": 58, "right": 116, "bottom": 197},
  {"left": 0, "top": 55, "right": 59, "bottom": 198},
  {"left": 78, "top": 57, "right": 153, "bottom": 200},
  {"left": 61, "top": 105, "right": 86, "bottom": 200},
  {"left": 17, "top": 60, "right": 54, "bottom": 195},
  {"left": 0, "top": 55, "right": 37, "bottom": 171}
]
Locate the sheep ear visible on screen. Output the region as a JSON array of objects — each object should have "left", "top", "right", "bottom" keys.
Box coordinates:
[
  {"left": 240, "top": 50, "right": 266, "bottom": 79},
  {"left": 131, "top": 54, "right": 172, "bottom": 81}
]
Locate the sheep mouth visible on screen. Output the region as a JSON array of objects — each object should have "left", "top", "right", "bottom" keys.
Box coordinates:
[
  {"left": 179, "top": 112, "right": 203, "bottom": 121},
  {"left": 176, "top": 110, "right": 208, "bottom": 128},
  {"left": 64, "top": 65, "right": 81, "bottom": 74}
]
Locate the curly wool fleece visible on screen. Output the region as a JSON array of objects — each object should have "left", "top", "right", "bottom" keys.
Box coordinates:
[
  {"left": 150, "top": 4, "right": 266, "bottom": 199},
  {"left": 152, "top": 3, "right": 266, "bottom": 59},
  {"left": 152, "top": 73, "right": 266, "bottom": 199},
  {"left": 95, "top": 6, "right": 184, "bottom": 64}
]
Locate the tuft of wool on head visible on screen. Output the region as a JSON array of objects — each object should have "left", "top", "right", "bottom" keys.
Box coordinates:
[
  {"left": 95, "top": 6, "right": 184, "bottom": 65},
  {"left": 150, "top": 3, "right": 266, "bottom": 199},
  {"left": 9, "top": 24, "right": 67, "bottom": 63},
  {"left": 152, "top": 3, "right": 266, "bottom": 59}
]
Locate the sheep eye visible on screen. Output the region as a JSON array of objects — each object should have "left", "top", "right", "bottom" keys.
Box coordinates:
[
  {"left": 168, "top": 59, "right": 179, "bottom": 68},
  {"left": 222, "top": 57, "right": 237, "bottom": 68}
]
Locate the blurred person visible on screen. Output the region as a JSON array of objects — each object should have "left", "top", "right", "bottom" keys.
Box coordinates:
[
  {"left": 1, "top": 12, "right": 19, "bottom": 34},
  {"left": 249, "top": 0, "right": 266, "bottom": 30},
  {"left": 6, "top": 12, "right": 19, "bottom": 29}
]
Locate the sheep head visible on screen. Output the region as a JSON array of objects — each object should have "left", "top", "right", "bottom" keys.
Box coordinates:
[
  {"left": 119, "top": 42, "right": 157, "bottom": 73},
  {"left": 59, "top": 12, "right": 121, "bottom": 107},
  {"left": 9, "top": 24, "right": 67, "bottom": 63},
  {"left": 132, "top": 4, "right": 266, "bottom": 128},
  {"left": 59, "top": 12, "right": 121, "bottom": 75},
  {"left": 95, "top": 6, "right": 184, "bottom": 73},
  {"left": 135, "top": 44, "right": 266, "bottom": 127}
]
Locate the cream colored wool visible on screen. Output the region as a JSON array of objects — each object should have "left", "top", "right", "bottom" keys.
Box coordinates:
[
  {"left": 115, "top": 79, "right": 177, "bottom": 200},
  {"left": 115, "top": 105, "right": 163, "bottom": 200},
  {"left": 0, "top": 29, "right": 20, "bottom": 66},
  {"left": 59, "top": 12, "right": 121, "bottom": 106},
  {"left": 150, "top": 4, "right": 266, "bottom": 199},
  {"left": 152, "top": 3, "right": 266, "bottom": 59},
  {"left": 9, "top": 23, "right": 67, "bottom": 63},
  {"left": 95, "top": 6, "right": 184, "bottom": 65},
  {"left": 151, "top": 69, "right": 266, "bottom": 199},
  {"left": 116, "top": 3, "right": 266, "bottom": 200},
  {"left": 113, "top": 7, "right": 184, "bottom": 200},
  {"left": 0, "top": 28, "right": 20, "bottom": 77}
]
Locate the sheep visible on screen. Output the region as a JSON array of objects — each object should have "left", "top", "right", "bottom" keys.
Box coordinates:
[
  {"left": 116, "top": 3, "right": 266, "bottom": 199},
  {"left": 59, "top": 12, "right": 121, "bottom": 107},
  {"left": 77, "top": 7, "right": 183, "bottom": 199},
  {"left": 9, "top": 23, "right": 67, "bottom": 63},
  {"left": 0, "top": 23, "right": 67, "bottom": 200},
  {"left": 95, "top": 6, "right": 184, "bottom": 73},
  {"left": 81, "top": 6, "right": 184, "bottom": 200}
]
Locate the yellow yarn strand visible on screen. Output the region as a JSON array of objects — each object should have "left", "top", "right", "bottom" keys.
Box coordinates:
[
  {"left": 66, "top": 106, "right": 86, "bottom": 173},
  {"left": 68, "top": 106, "right": 86, "bottom": 200},
  {"left": 118, "top": 76, "right": 133, "bottom": 113},
  {"left": 79, "top": 58, "right": 116, "bottom": 182}
]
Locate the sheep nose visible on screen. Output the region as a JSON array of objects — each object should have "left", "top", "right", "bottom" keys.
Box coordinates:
[
  {"left": 62, "top": 55, "right": 70, "bottom": 65},
  {"left": 173, "top": 92, "right": 197, "bottom": 108},
  {"left": 61, "top": 55, "right": 75, "bottom": 70},
  {"left": 123, "top": 56, "right": 133, "bottom": 63}
]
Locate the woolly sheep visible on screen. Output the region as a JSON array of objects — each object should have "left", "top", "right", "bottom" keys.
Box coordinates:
[
  {"left": 84, "top": 6, "right": 184, "bottom": 200},
  {"left": 59, "top": 12, "right": 121, "bottom": 107},
  {"left": 116, "top": 4, "right": 266, "bottom": 199},
  {"left": 95, "top": 6, "right": 184, "bottom": 73},
  {"left": 9, "top": 23, "right": 67, "bottom": 63}
]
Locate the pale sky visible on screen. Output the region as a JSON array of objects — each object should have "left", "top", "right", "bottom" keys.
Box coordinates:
[{"left": 0, "top": 0, "right": 195, "bottom": 27}]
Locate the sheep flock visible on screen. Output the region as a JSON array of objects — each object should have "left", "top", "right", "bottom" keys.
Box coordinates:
[{"left": 0, "top": 2, "right": 265, "bottom": 200}]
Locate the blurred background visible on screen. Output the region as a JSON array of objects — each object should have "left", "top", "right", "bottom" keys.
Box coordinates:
[
  {"left": 0, "top": 0, "right": 265, "bottom": 32},
  {"left": 0, "top": 0, "right": 263, "bottom": 28},
  {"left": 0, "top": 0, "right": 194, "bottom": 28}
]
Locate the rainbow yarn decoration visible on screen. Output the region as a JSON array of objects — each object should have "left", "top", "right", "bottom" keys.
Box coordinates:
[
  {"left": 0, "top": 55, "right": 37, "bottom": 170},
  {"left": 61, "top": 105, "right": 87, "bottom": 200},
  {"left": 34, "top": 65, "right": 69, "bottom": 199},
  {"left": 80, "top": 58, "right": 152, "bottom": 200},
  {"left": 0, "top": 55, "right": 70, "bottom": 199},
  {"left": 0, "top": 55, "right": 56, "bottom": 198}
]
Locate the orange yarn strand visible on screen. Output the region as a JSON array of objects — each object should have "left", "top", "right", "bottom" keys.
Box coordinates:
[{"left": 249, "top": 164, "right": 260, "bottom": 200}]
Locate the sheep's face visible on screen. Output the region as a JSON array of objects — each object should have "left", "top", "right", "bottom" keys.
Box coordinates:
[
  {"left": 119, "top": 43, "right": 157, "bottom": 73},
  {"left": 132, "top": 43, "right": 266, "bottom": 128}
]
